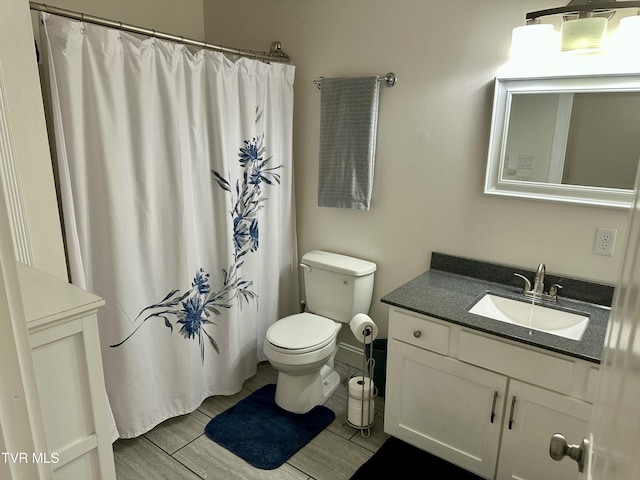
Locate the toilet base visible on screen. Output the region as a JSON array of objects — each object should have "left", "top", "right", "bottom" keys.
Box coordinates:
[{"left": 274, "top": 365, "right": 340, "bottom": 414}]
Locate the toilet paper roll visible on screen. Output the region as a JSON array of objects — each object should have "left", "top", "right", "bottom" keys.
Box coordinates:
[
  {"left": 349, "top": 313, "right": 378, "bottom": 344},
  {"left": 347, "top": 397, "right": 375, "bottom": 427},
  {"left": 348, "top": 376, "right": 375, "bottom": 400}
]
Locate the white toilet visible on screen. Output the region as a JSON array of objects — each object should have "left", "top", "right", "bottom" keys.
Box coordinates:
[{"left": 263, "top": 250, "right": 376, "bottom": 414}]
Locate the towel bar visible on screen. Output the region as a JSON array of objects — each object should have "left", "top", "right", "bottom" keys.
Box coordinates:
[{"left": 314, "top": 72, "right": 397, "bottom": 89}]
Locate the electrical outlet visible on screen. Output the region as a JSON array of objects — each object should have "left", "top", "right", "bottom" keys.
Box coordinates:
[{"left": 593, "top": 227, "right": 617, "bottom": 256}]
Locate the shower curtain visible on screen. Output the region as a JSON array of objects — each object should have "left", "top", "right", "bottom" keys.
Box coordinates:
[{"left": 41, "top": 13, "right": 299, "bottom": 438}]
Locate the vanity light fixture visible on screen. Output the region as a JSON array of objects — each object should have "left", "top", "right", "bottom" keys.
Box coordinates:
[
  {"left": 560, "top": 11, "right": 608, "bottom": 52},
  {"left": 521, "top": 0, "right": 640, "bottom": 55},
  {"left": 510, "top": 21, "right": 557, "bottom": 60},
  {"left": 616, "top": 11, "right": 640, "bottom": 47}
]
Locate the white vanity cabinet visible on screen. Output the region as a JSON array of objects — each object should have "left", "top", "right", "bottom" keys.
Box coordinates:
[
  {"left": 384, "top": 307, "right": 596, "bottom": 480},
  {"left": 18, "top": 263, "right": 116, "bottom": 480}
]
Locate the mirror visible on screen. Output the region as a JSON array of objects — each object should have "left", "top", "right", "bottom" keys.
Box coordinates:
[{"left": 485, "top": 74, "right": 640, "bottom": 208}]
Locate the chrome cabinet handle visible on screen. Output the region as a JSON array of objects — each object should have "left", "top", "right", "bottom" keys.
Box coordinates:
[
  {"left": 508, "top": 396, "right": 517, "bottom": 429},
  {"left": 413, "top": 330, "right": 422, "bottom": 338},
  {"left": 490, "top": 391, "right": 499, "bottom": 423}
]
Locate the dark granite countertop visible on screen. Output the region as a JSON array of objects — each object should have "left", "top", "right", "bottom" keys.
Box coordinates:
[{"left": 380, "top": 253, "right": 612, "bottom": 364}]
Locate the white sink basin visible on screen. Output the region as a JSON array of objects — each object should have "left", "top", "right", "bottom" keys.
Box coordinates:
[{"left": 468, "top": 293, "right": 590, "bottom": 341}]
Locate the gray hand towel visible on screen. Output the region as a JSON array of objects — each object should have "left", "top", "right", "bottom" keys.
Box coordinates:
[{"left": 317, "top": 76, "right": 381, "bottom": 210}]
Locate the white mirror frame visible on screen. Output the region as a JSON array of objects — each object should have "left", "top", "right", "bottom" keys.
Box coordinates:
[{"left": 484, "top": 73, "right": 640, "bottom": 209}]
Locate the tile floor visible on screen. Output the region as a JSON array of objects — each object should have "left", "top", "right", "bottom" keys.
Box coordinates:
[{"left": 113, "top": 361, "right": 389, "bottom": 480}]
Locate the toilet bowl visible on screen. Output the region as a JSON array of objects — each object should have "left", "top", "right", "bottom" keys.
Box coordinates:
[
  {"left": 263, "top": 313, "right": 342, "bottom": 413},
  {"left": 263, "top": 250, "right": 377, "bottom": 414}
]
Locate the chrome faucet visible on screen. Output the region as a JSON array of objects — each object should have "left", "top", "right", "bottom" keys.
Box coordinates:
[
  {"left": 533, "top": 263, "right": 546, "bottom": 295},
  {"left": 514, "top": 262, "right": 563, "bottom": 302}
]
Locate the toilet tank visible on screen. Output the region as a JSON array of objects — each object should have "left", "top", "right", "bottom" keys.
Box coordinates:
[{"left": 300, "top": 251, "right": 376, "bottom": 323}]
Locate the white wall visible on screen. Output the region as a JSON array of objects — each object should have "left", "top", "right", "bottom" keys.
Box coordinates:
[{"left": 202, "top": 0, "right": 629, "bottom": 343}]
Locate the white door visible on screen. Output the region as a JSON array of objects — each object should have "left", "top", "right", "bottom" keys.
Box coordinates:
[
  {"left": 0, "top": 93, "right": 50, "bottom": 479},
  {"left": 550, "top": 166, "right": 640, "bottom": 480},
  {"left": 1, "top": 4, "right": 52, "bottom": 472}
]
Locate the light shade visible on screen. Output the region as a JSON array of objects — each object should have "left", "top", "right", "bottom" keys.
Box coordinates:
[
  {"left": 510, "top": 24, "right": 557, "bottom": 60},
  {"left": 617, "top": 14, "right": 640, "bottom": 44},
  {"left": 561, "top": 16, "right": 608, "bottom": 52}
]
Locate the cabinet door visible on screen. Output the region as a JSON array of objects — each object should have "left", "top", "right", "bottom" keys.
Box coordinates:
[
  {"left": 385, "top": 340, "right": 507, "bottom": 479},
  {"left": 497, "top": 380, "right": 591, "bottom": 480}
]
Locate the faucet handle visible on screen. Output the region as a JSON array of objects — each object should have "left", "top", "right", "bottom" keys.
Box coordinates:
[
  {"left": 514, "top": 273, "right": 532, "bottom": 292},
  {"left": 549, "top": 283, "right": 563, "bottom": 297}
]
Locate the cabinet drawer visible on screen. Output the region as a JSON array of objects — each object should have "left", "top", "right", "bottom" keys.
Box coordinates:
[
  {"left": 458, "top": 330, "right": 575, "bottom": 394},
  {"left": 389, "top": 309, "right": 450, "bottom": 355}
]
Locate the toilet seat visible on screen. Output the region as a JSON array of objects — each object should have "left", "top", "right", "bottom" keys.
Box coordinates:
[{"left": 266, "top": 313, "right": 339, "bottom": 354}]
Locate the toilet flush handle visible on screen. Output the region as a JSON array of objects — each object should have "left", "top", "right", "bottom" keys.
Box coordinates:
[{"left": 300, "top": 263, "right": 311, "bottom": 272}]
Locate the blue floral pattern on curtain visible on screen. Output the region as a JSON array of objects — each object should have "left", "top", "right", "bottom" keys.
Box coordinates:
[{"left": 111, "top": 111, "right": 282, "bottom": 362}]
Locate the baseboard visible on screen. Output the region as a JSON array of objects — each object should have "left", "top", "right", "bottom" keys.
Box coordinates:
[{"left": 336, "top": 342, "right": 367, "bottom": 370}]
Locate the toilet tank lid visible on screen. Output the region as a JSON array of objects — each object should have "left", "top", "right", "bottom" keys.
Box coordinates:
[{"left": 301, "top": 251, "right": 376, "bottom": 276}]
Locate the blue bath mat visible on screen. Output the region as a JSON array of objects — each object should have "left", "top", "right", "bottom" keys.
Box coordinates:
[{"left": 204, "top": 383, "right": 335, "bottom": 470}]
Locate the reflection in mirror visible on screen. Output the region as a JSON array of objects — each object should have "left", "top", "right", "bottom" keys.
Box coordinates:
[
  {"left": 484, "top": 74, "right": 640, "bottom": 209},
  {"left": 503, "top": 91, "right": 640, "bottom": 190}
]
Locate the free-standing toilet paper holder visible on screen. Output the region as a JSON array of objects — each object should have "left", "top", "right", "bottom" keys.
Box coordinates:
[{"left": 345, "top": 325, "right": 377, "bottom": 438}]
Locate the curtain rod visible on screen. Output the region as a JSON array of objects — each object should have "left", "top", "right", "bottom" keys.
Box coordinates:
[{"left": 29, "top": 2, "right": 291, "bottom": 64}]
